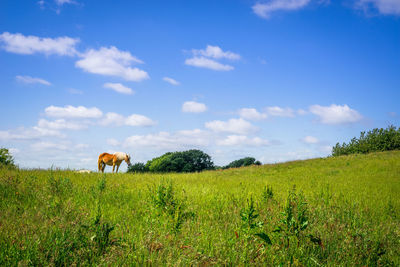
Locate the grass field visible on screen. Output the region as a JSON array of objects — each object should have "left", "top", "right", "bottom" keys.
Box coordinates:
[{"left": 1, "top": 151, "right": 399, "bottom": 266}]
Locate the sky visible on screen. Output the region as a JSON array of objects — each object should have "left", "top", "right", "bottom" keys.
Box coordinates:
[{"left": 0, "top": 0, "right": 399, "bottom": 171}]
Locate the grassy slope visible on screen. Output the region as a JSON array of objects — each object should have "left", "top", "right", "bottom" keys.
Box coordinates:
[{"left": 0, "top": 151, "right": 399, "bottom": 265}]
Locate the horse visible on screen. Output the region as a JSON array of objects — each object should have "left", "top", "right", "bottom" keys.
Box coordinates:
[{"left": 98, "top": 152, "right": 131, "bottom": 173}]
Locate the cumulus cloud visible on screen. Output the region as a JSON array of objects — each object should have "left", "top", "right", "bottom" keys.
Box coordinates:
[
  {"left": 192, "top": 45, "right": 240, "bottom": 60},
  {"left": 0, "top": 126, "right": 63, "bottom": 141},
  {"left": 238, "top": 108, "right": 267, "bottom": 121},
  {"left": 37, "top": 118, "right": 87, "bottom": 130},
  {"left": 100, "top": 112, "right": 156, "bottom": 127},
  {"left": 75, "top": 46, "right": 149, "bottom": 81},
  {"left": 216, "top": 135, "right": 270, "bottom": 146},
  {"left": 55, "top": 0, "right": 76, "bottom": 5},
  {"left": 266, "top": 106, "right": 295, "bottom": 117},
  {"left": 309, "top": 104, "right": 363, "bottom": 124},
  {"left": 124, "top": 129, "right": 211, "bottom": 149},
  {"left": 205, "top": 118, "right": 257, "bottom": 135},
  {"left": 356, "top": 0, "right": 400, "bottom": 15},
  {"left": 16, "top": 75, "right": 51, "bottom": 86},
  {"left": 185, "top": 45, "right": 240, "bottom": 71},
  {"left": 107, "top": 138, "right": 120, "bottom": 146},
  {"left": 301, "top": 135, "right": 319, "bottom": 144},
  {"left": 185, "top": 57, "right": 234, "bottom": 71},
  {"left": 163, "top": 77, "right": 180, "bottom": 85},
  {"left": 252, "top": 0, "right": 311, "bottom": 18},
  {"left": 30, "top": 141, "right": 88, "bottom": 152},
  {"left": 125, "top": 114, "right": 157, "bottom": 127},
  {"left": 0, "top": 32, "right": 79, "bottom": 56},
  {"left": 45, "top": 105, "right": 103, "bottom": 118},
  {"left": 103, "top": 82, "right": 134, "bottom": 95},
  {"left": 182, "top": 101, "right": 208, "bottom": 113}
]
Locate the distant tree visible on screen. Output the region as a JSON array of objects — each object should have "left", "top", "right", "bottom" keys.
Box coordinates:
[
  {"left": 224, "top": 157, "right": 261, "bottom": 169},
  {"left": 145, "top": 150, "right": 214, "bottom": 173},
  {"left": 127, "top": 162, "right": 148, "bottom": 173},
  {"left": 0, "top": 148, "right": 15, "bottom": 167},
  {"left": 332, "top": 125, "right": 400, "bottom": 156}
]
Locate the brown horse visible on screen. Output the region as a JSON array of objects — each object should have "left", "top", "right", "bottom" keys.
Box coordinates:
[{"left": 98, "top": 152, "right": 131, "bottom": 173}]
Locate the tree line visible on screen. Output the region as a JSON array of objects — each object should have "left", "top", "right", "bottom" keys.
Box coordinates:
[
  {"left": 332, "top": 125, "right": 400, "bottom": 156},
  {"left": 127, "top": 149, "right": 261, "bottom": 173}
]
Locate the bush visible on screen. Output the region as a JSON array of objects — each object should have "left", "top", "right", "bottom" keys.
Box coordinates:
[
  {"left": 127, "top": 162, "right": 148, "bottom": 173},
  {"left": 0, "top": 148, "right": 15, "bottom": 167},
  {"left": 145, "top": 149, "right": 214, "bottom": 173},
  {"left": 332, "top": 125, "right": 400, "bottom": 156},
  {"left": 224, "top": 157, "right": 261, "bottom": 169}
]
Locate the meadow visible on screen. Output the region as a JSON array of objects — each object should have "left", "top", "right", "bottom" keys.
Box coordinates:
[{"left": 0, "top": 151, "right": 399, "bottom": 266}]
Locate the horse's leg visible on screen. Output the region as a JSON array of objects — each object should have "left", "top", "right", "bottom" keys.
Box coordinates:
[
  {"left": 101, "top": 163, "right": 105, "bottom": 173},
  {"left": 116, "top": 163, "right": 121, "bottom": 173},
  {"left": 112, "top": 163, "right": 115, "bottom": 173}
]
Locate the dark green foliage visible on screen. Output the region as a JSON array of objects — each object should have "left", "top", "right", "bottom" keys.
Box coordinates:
[
  {"left": 0, "top": 148, "right": 15, "bottom": 168},
  {"left": 332, "top": 125, "right": 400, "bottom": 156},
  {"left": 150, "top": 180, "right": 194, "bottom": 233},
  {"left": 127, "top": 162, "right": 148, "bottom": 173},
  {"left": 240, "top": 197, "right": 272, "bottom": 245},
  {"left": 261, "top": 185, "right": 273, "bottom": 201},
  {"left": 224, "top": 157, "right": 261, "bottom": 169},
  {"left": 145, "top": 149, "right": 214, "bottom": 173},
  {"left": 273, "top": 186, "right": 310, "bottom": 248}
]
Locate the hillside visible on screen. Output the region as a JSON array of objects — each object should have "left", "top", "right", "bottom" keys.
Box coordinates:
[{"left": 1, "top": 151, "right": 399, "bottom": 265}]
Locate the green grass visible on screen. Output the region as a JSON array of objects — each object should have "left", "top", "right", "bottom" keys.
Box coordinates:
[{"left": 1, "top": 151, "right": 399, "bottom": 266}]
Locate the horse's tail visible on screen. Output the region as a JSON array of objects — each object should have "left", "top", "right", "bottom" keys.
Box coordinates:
[{"left": 98, "top": 153, "right": 107, "bottom": 171}]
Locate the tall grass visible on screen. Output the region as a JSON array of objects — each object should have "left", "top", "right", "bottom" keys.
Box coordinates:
[{"left": 0, "top": 151, "right": 399, "bottom": 265}]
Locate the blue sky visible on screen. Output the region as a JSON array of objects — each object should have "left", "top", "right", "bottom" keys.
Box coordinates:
[{"left": 0, "top": 0, "right": 399, "bottom": 171}]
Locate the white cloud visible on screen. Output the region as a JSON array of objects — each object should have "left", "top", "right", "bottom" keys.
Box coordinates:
[
  {"left": 192, "top": 45, "right": 240, "bottom": 60},
  {"left": 238, "top": 108, "right": 267, "bottom": 121},
  {"left": 16, "top": 75, "right": 51, "bottom": 86},
  {"left": 301, "top": 135, "right": 319, "bottom": 144},
  {"left": 185, "top": 57, "right": 234, "bottom": 71},
  {"left": 356, "top": 0, "right": 400, "bottom": 15},
  {"left": 125, "top": 114, "right": 157, "bottom": 127},
  {"left": 68, "top": 88, "right": 83, "bottom": 94},
  {"left": 205, "top": 118, "right": 257, "bottom": 135},
  {"left": 0, "top": 126, "right": 63, "bottom": 141},
  {"left": 124, "top": 129, "right": 211, "bottom": 149},
  {"left": 45, "top": 105, "right": 103, "bottom": 118},
  {"left": 217, "top": 135, "right": 270, "bottom": 146},
  {"left": 297, "top": 109, "right": 308, "bottom": 115},
  {"left": 0, "top": 32, "right": 79, "bottom": 56},
  {"left": 163, "top": 77, "right": 180, "bottom": 85},
  {"left": 182, "top": 101, "right": 208, "bottom": 113},
  {"left": 100, "top": 112, "right": 156, "bottom": 127},
  {"left": 37, "top": 118, "right": 87, "bottom": 130},
  {"left": 252, "top": 0, "right": 311, "bottom": 19},
  {"left": 107, "top": 138, "right": 120, "bottom": 146},
  {"left": 309, "top": 104, "right": 363, "bottom": 124},
  {"left": 75, "top": 46, "right": 149, "bottom": 81},
  {"left": 30, "top": 141, "right": 88, "bottom": 152},
  {"left": 185, "top": 45, "right": 240, "bottom": 71},
  {"left": 103, "top": 82, "right": 134, "bottom": 95},
  {"left": 55, "top": 0, "right": 76, "bottom": 5},
  {"left": 266, "top": 106, "right": 295, "bottom": 117}
]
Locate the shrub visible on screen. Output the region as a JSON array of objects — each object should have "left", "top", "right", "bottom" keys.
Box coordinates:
[
  {"left": 127, "top": 162, "right": 148, "bottom": 173},
  {"left": 224, "top": 157, "right": 261, "bottom": 169},
  {"left": 145, "top": 149, "right": 214, "bottom": 173},
  {"left": 0, "top": 148, "right": 15, "bottom": 168},
  {"left": 332, "top": 125, "right": 400, "bottom": 156}
]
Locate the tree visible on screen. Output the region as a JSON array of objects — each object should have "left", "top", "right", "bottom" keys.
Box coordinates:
[
  {"left": 0, "top": 148, "right": 15, "bottom": 167},
  {"left": 224, "top": 157, "right": 261, "bottom": 169},
  {"left": 332, "top": 125, "right": 400, "bottom": 156},
  {"left": 144, "top": 149, "right": 214, "bottom": 173},
  {"left": 127, "top": 162, "right": 148, "bottom": 173}
]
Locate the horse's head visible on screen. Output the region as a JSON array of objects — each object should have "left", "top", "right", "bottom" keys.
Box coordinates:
[{"left": 125, "top": 154, "right": 132, "bottom": 166}]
